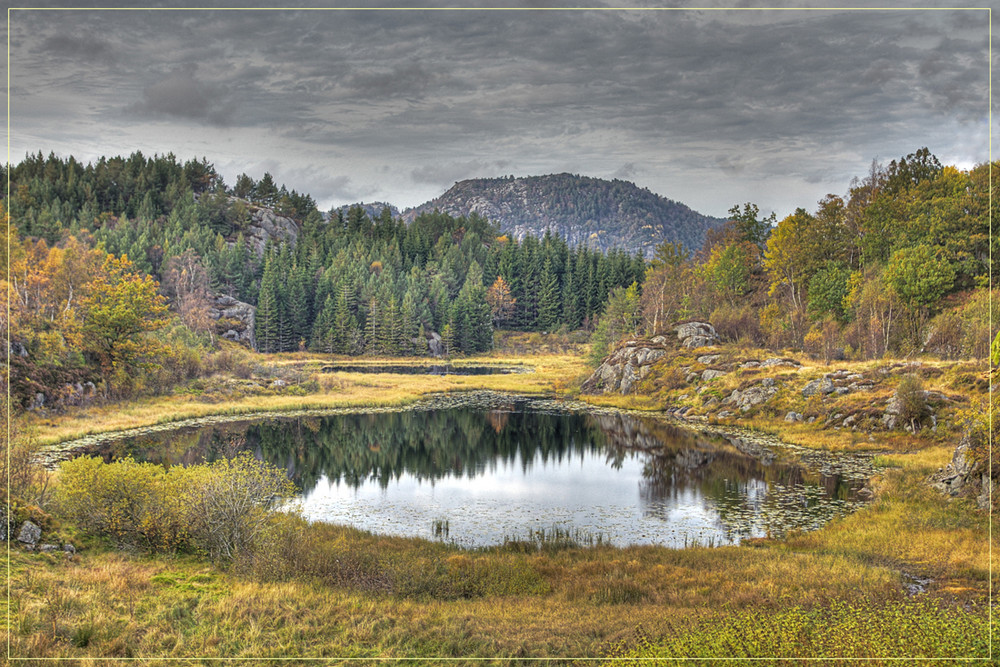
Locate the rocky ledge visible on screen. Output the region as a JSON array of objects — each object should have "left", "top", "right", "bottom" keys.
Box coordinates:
[
  {"left": 930, "top": 435, "right": 994, "bottom": 510},
  {"left": 581, "top": 337, "right": 671, "bottom": 394}
]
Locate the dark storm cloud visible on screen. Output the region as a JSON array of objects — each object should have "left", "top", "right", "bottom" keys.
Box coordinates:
[{"left": 8, "top": 4, "right": 993, "bottom": 216}]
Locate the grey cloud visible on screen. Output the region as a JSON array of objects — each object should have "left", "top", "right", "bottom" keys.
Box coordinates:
[
  {"left": 346, "top": 63, "right": 437, "bottom": 100},
  {"left": 611, "top": 163, "right": 637, "bottom": 180},
  {"left": 128, "top": 65, "right": 231, "bottom": 124},
  {"left": 42, "top": 34, "right": 114, "bottom": 62},
  {"left": 9, "top": 6, "right": 993, "bottom": 217},
  {"left": 411, "top": 160, "right": 513, "bottom": 188}
]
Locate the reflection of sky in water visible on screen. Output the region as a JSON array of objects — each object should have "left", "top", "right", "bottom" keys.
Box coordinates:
[
  {"left": 106, "top": 398, "right": 869, "bottom": 549},
  {"left": 299, "top": 448, "right": 765, "bottom": 548}
]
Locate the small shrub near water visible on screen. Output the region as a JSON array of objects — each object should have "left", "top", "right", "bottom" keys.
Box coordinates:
[{"left": 56, "top": 453, "right": 295, "bottom": 559}]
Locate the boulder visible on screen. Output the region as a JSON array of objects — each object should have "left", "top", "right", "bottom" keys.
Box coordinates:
[
  {"left": 581, "top": 340, "right": 669, "bottom": 394},
  {"left": 735, "top": 384, "right": 777, "bottom": 411},
  {"left": 802, "top": 377, "right": 836, "bottom": 397},
  {"left": 701, "top": 369, "right": 726, "bottom": 382},
  {"left": 760, "top": 357, "right": 801, "bottom": 368},
  {"left": 17, "top": 521, "right": 41, "bottom": 546},
  {"left": 696, "top": 354, "right": 721, "bottom": 365},
  {"left": 209, "top": 294, "right": 257, "bottom": 350},
  {"left": 784, "top": 411, "right": 803, "bottom": 422},
  {"left": 428, "top": 332, "right": 445, "bottom": 357},
  {"left": 931, "top": 435, "right": 995, "bottom": 510},
  {"left": 674, "top": 321, "right": 720, "bottom": 348}
]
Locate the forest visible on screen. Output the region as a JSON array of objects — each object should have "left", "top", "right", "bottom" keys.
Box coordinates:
[
  {"left": 2, "top": 151, "right": 644, "bottom": 407},
  {"left": 589, "top": 149, "right": 997, "bottom": 365}
]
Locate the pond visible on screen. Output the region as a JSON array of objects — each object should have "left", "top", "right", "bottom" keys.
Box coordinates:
[
  {"left": 82, "top": 394, "right": 872, "bottom": 549},
  {"left": 321, "top": 364, "right": 529, "bottom": 375}
]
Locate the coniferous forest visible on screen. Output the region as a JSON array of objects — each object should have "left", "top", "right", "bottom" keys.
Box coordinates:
[{"left": 2, "top": 152, "right": 644, "bottom": 407}]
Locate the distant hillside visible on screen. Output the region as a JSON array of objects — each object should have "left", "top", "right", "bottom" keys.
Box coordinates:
[{"left": 404, "top": 174, "right": 724, "bottom": 257}]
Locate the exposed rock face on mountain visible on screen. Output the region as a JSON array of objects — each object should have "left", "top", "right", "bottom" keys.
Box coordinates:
[
  {"left": 404, "top": 174, "right": 724, "bottom": 258},
  {"left": 246, "top": 206, "right": 298, "bottom": 256}
]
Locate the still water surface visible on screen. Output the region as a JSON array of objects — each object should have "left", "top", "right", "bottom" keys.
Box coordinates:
[{"left": 95, "top": 396, "right": 869, "bottom": 548}]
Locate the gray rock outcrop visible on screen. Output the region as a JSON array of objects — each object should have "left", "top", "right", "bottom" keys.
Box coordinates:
[
  {"left": 17, "top": 521, "right": 41, "bottom": 546},
  {"left": 210, "top": 294, "right": 257, "bottom": 350},
  {"left": 674, "top": 322, "right": 720, "bottom": 349},
  {"left": 931, "top": 436, "right": 995, "bottom": 510},
  {"left": 802, "top": 378, "right": 836, "bottom": 397},
  {"left": 722, "top": 380, "right": 779, "bottom": 412},
  {"left": 582, "top": 340, "right": 668, "bottom": 394},
  {"left": 428, "top": 332, "right": 445, "bottom": 357},
  {"left": 246, "top": 206, "right": 299, "bottom": 256}
]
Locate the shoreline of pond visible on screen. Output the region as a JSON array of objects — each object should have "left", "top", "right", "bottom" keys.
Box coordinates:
[{"left": 40, "top": 388, "right": 877, "bottom": 490}]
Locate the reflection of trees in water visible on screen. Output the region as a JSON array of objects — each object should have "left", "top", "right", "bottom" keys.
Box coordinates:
[
  {"left": 601, "top": 413, "right": 862, "bottom": 542},
  {"left": 122, "top": 405, "right": 610, "bottom": 494},
  {"left": 114, "top": 406, "right": 862, "bottom": 539}
]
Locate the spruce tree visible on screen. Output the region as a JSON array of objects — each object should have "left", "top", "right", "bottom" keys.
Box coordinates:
[
  {"left": 537, "top": 256, "right": 561, "bottom": 331},
  {"left": 255, "top": 255, "right": 280, "bottom": 353}
]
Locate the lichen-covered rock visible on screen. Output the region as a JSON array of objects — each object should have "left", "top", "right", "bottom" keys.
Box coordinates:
[
  {"left": 931, "top": 435, "right": 995, "bottom": 510},
  {"left": 210, "top": 294, "right": 257, "bottom": 350},
  {"left": 581, "top": 340, "right": 669, "bottom": 394},
  {"left": 697, "top": 354, "right": 721, "bottom": 365},
  {"left": 735, "top": 384, "right": 778, "bottom": 411},
  {"left": 17, "top": 521, "right": 41, "bottom": 546},
  {"left": 760, "top": 357, "right": 801, "bottom": 368},
  {"left": 674, "top": 321, "right": 720, "bottom": 349},
  {"left": 701, "top": 369, "right": 726, "bottom": 381},
  {"left": 802, "top": 377, "right": 835, "bottom": 397},
  {"left": 246, "top": 206, "right": 299, "bottom": 256}
]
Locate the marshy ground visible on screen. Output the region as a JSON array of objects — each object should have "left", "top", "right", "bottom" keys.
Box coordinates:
[{"left": 9, "top": 339, "right": 995, "bottom": 663}]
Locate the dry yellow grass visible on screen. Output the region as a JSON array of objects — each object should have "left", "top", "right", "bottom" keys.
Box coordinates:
[{"left": 29, "top": 352, "right": 591, "bottom": 446}]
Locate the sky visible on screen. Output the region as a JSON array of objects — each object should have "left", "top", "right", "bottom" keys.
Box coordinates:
[{"left": 5, "top": 1, "right": 995, "bottom": 219}]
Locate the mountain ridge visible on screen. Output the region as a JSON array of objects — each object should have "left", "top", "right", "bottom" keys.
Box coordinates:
[{"left": 403, "top": 173, "right": 724, "bottom": 257}]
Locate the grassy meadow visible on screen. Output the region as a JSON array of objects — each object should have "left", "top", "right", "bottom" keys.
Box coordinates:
[{"left": 8, "top": 339, "right": 995, "bottom": 663}]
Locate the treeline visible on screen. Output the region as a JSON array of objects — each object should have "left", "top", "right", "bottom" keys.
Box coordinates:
[
  {"left": 593, "top": 148, "right": 998, "bottom": 361},
  {"left": 2, "top": 152, "right": 643, "bottom": 406},
  {"left": 252, "top": 208, "right": 644, "bottom": 355}
]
